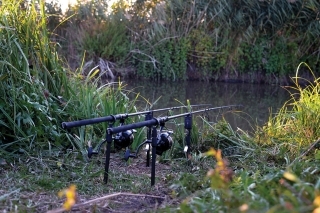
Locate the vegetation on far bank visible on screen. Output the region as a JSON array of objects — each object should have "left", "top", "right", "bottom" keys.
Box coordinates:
[
  {"left": 1, "top": 1, "right": 320, "bottom": 213},
  {"left": 48, "top": 0, "right": 320, "bottom": 83}
]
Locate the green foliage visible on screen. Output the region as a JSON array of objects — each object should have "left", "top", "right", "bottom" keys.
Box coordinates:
[
  {"left": 45, "top": 0, "right": 63, "bottom": 32},
  {"left": 256, "top": 63, "right": 320, "bottom": 155},
  {"left": 49, "top": 0, "right": 320, "bottom": 81},
  {"left": 239, "top": 36, "right": 299, "bottom": 76},
  {"left": 195, "top": 118, "right": 255, "bottom": 158},
  {"left": 62, "top": 77, "right": 139, "bottom": 154},
  {"left": 135, "top": 37, "right": 189, "bottom": 80},
  {"left": 239, "top": 39, "right": 265, "bottom": 73},
  {"left": 0, "top": 0, "right": 135, "bottom": 159},
  {"left": 170, "top": 160, "right": 320, "bottom": 213},
  {"left": 65, "top": 0, "right": 109, "bottom": 21},
  {"left": 187, "top": 28, "right": 226, "bottom": 80},
  {"left": 55, "top": 0, "right": 115, "bottom": 69},
  {"left": 82, "top": 20, "right": 131, "bottom": 64},
  {"left": 0, "top": 0, "right": 70, "bottom": 155},
  {"left": 264, "top": 36, "right": 299, "bottom": 75},
  {"left": 171, "top": 172, "right": 207, "bottom": 195}
]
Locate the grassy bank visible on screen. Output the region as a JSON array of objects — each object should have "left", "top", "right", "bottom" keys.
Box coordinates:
[
  {"left": 2, "top": 59, "right": 320, "bottom": 212},
  {"left": 2, "top": 70, "right": 320, "bottom": 212},
  {"left": 164, "top": 64, "right": 320, "bottom": 213},
  {"left": 1, "top": 1, "right": 320, "bottom": 213}
]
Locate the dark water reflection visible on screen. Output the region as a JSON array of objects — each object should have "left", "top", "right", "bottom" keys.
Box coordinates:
[{"left": 122, "top": 79, "right": 291, "bottom": 133}]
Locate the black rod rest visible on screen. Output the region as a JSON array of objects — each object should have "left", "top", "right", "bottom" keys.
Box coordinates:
[
  {"left": 103, "top": 125, "right": 160, "bottom": 186},
  {"left": 104, "top": 105, "right": 243, "bottom": 185},
  {"left": 145, "top": 112, "right": 153, "bottom": 167},
  {"left": 184, "top": 114, "right": 192, "bottom": 158},
  {"left": 87, "top": 115, "right": 116, "bottom": 158},
  {"left": 151, "top": 126, "right": 158, "bottom": 186},
  {"left": 104, "top": 122, "right": 114, "bottom": 184},
  {"left": 123, "top": 111, "right": 153, "bottom": 163},
  {"left": 124, "top": 139, "right": 151, "bottom": 160}
]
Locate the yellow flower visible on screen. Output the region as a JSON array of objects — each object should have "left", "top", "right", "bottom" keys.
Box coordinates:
[
  {"left": 58, "top": 184, "right": 77, "bottom": 211},
  {"left": 283, "top": 171, "right": 299, "bottom": 182},
  {"left": 216, "top": 149, "right": 223, "bottom": 162},
  {"left": 205, "top": 148, "right": 217, "bottom": 157},
  {"left": 314, "top": 195, "right": 320, "bottom": 207},
  {"left": 205, "top": 148, "right": 233, "bottom": 186}
]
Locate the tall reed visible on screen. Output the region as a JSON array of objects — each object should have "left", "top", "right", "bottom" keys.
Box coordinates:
[
  {"left": 256, "top": 63, "right": 320, "bottom": 155},
  {"left": 0, "top": 0, "right": 136, "bottom": 158},
  {"left": 0, "top": 0, "right": 69, "bottom": 154}
]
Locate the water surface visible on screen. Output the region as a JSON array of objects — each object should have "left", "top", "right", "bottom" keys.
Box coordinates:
[{"left": 122, "top": 79, "right": 291, "bottom": 133}]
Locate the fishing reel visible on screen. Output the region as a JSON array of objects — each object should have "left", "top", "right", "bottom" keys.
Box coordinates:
[
  {"left": 87, "top": 129, "right": 137, "bottom": 158},
  {"left": 156, "top": 130, "right": 173, "bottom": 155},
  {"left": 123, "top": 128, "right": 173, "bottom": 161},
  {"left": 113, "top": 117, "right": 137, "bottom": 150},
  {"left": 114, "top": 129, "right": 136, "bottom": 150}
]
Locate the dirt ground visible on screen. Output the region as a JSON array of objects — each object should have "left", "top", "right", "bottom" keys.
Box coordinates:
[{"left": 0, "top": 152, "right": 184, "bottom": 213}]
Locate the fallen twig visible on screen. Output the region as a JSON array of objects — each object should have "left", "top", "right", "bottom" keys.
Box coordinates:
[{"left": 46, "top": 192, "right": 165, "bottom": 213}]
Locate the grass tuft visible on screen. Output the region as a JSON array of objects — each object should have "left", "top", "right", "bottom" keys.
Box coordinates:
[{"left": 256, "top": 62, "right": 320, "bottom": 156}]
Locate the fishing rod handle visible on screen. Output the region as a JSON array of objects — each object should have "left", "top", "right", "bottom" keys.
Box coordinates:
[
  {"left": 61, "top": 112, "right": 140, "bottom": 129},
  {"left": 61, "top": 115, "right": 117, "bottom": 129},
  {"left": 60, "top": 107, "right": 173, "bottom": 129}
]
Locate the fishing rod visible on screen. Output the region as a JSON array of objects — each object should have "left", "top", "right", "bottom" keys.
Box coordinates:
[
  {"left": 103, "top": 104, "right": 242, "bottom": 186},
  {"left": 61, "top": 104, "right": 211, "bottom": 129},
  {"left": 107, "top": 105, "right": 242, "bottom": 134},
  {"left": 61, "top": 104, "right": 211, "bottom": 161}
]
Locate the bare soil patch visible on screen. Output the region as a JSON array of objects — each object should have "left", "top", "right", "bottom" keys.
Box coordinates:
[{"left": 0, "top": 152, "right": 185, "bottom": 213}]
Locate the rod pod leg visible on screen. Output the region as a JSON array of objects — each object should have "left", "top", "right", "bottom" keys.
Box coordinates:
[
  {"left": 104, "top": 130, "right": 113, "bottom": 184},
  {"left": 184, "top": 115, "right": 192, "bottom": 158},
  {"left": 145, "top": 112, "right": 153, "bottom": 167},
  {"left": 151, "top": 126, "right": 157, "bottom": 186},
  {"left": 146, "top": 144, "right": 150, "bottom": 167},
  {"left": 146, "top": 126, "right": 151, "bottom": 167}
]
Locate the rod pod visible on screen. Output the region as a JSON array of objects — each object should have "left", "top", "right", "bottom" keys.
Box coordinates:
[{"left": 104, "top": 105, "right": 242, "bottom": 186}]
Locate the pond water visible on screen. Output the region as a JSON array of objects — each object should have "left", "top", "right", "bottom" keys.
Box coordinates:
[{"left": 121, "top": 79, "right": 291, "bottom": 133}]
